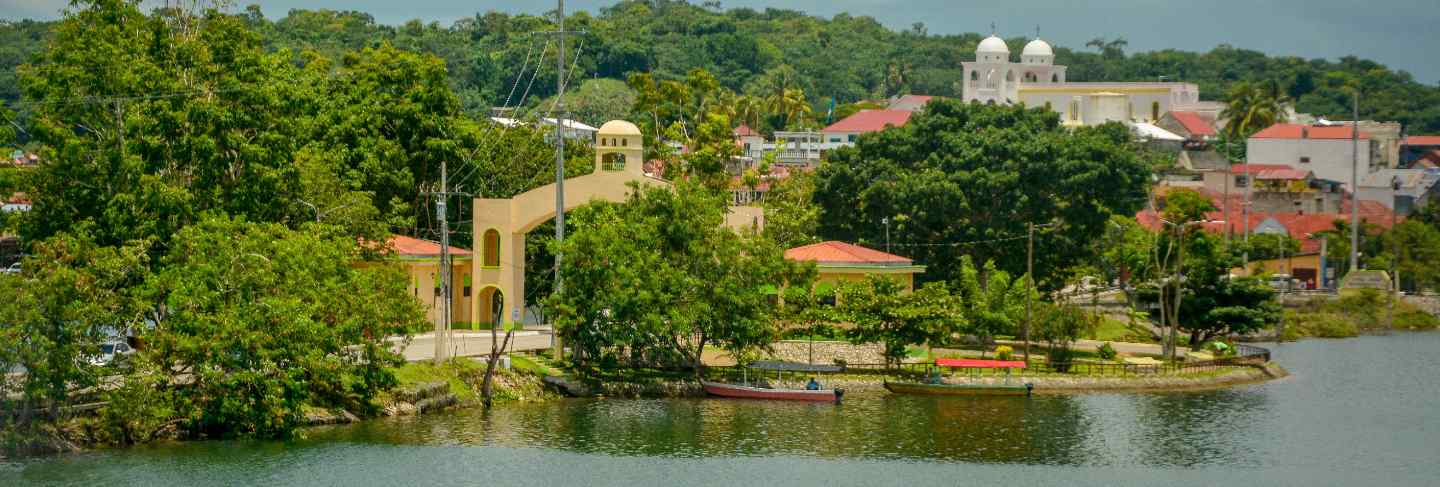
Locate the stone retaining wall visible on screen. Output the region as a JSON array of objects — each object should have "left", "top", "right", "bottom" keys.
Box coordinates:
[{"left": 768, "top": 340, "right": 887, "bottom": 365}]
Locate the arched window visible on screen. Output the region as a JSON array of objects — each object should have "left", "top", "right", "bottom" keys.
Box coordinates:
[
  {"left": 621, "top": 137, "right": 627, "bottom": 147},
  {"left": 603, "top": 152, "right": 626, "bottom": 171},
  {"left": 1151, "top": 101, "right": 1160, "bottom": 121},
  {"left": 1005, "top": 70, "right": 1015, "bottom": 82},
  {"left": 970, "top": 71, "right": 978, "bottom": 81},
  {"left": 1052, "top": 73, "right": 1059, "bottom": 83},
  {"left": 482, "top": 229, "right": 500, "bottom": 267},
  {"left": 1024, "top": 72, "right": 1037, "bottom": 82}
]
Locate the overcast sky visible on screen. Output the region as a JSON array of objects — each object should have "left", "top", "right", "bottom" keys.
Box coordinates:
[{"left": 6, "top": 0, "right": 1438, "bottom": 84}]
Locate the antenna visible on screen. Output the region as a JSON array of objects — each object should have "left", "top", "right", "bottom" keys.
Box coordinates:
[{"left": 990, "top": 22, "right": 997, "bottom": 36}]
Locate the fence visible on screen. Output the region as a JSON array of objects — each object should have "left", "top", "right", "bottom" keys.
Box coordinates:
[{"left": 705, "top": 344, "right": 1272, "bottom": 380}]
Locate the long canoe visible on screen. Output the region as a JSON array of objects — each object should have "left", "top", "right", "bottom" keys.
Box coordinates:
[
  {"left": 884, "top": 381, "right": 1033, "bottom": 397},
  {"left": 701, "top": 381, "right": 843, "bottom": 402}
]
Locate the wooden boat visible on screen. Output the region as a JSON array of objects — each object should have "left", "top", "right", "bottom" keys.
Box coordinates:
[
  {"left": 701, "top": 380, "right": 843, "bottom": 402},
  {"left": 702, "top": 361, "right": 845, "bottom": 402},
  {"left": 884, "top": 358, "right": 1034, "bottom": 397}
]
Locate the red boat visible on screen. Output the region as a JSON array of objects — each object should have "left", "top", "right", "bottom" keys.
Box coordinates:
[{"left": 701, "top": 381, "right": 843, "bottom": 402}]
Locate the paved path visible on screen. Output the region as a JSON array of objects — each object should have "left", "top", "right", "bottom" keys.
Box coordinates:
[
  {"left": 397, "top": 331, "right": 555, "bottom": 362},
  {"left": 996, "top": 339, "right": 1187, "bottom": 357}
]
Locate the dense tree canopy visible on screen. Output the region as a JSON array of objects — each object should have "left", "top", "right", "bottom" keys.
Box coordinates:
[{"left": 815, "top": 100, "right": 1151, "bottom": 291}]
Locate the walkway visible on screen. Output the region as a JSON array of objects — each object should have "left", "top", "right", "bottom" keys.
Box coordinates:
[
  {"left": 396, "top": 330, "right": 554, "bottom": 362},
  {"left": 996, "top": 339, "right": 1188, "bottom": 356}
]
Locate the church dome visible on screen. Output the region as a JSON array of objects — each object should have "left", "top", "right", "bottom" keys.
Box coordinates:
[
  {"left": 976, "top": 35, "right": 1010, "bottom": 55},
  {"left": 597, "top": 120, "right": 642, "bottom": 136},
  {"left": 1022, "top": 38, "right": 1053, "bottom": 57}
]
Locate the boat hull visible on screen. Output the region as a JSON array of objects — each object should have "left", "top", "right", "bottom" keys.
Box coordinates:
[
  {"left": 701, "top": 381, "right": 842, "bottom": 402},
  {"left": 884, "top": 381, "right": 1033, "bottom": 396}
]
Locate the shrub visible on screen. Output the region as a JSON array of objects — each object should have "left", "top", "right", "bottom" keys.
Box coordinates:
[
  {"left": 1097, "top": 342, "right": 1117, "bottom": 360},
  {"left": 994, "top": 345, "right": 1013, "bottom": 361}
]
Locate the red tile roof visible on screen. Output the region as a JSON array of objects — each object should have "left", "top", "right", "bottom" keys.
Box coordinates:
[
  {"left": 1136, "top": 201, "right": 1398, "bottom": 254},
  {"left": 822, "top": 109, "right": 913, "bottom": 134},
  {"left": 1404, "top": 135, "right": 1440, "bottom": 146},
  {"left": 1251, "top": 123, "right": 1369, "bottom": 140},
  {"left": 1169, "top": 111, "right": 1216, "bottom": 136},
  {"left": 387, "top": 235, "right": 471, "bottom": 257},
  {"left": 734, "top": 124, "right": 759, "bottom": 137},
  {"left": 785, "top": 241, "right": 914, "bottom": 265},
  {"left": 1231, "top": 164, "right": 1295, "bottom": 174}
]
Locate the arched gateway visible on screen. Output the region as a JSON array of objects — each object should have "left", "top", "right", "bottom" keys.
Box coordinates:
[{"left": 469, "top": 120, "right": 666, "bottom": 327}]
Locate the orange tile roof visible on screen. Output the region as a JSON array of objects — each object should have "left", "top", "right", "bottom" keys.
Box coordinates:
[
  {"left": 386, "top": 235, "right": 471, "bottom": 257},
  {"left": 1251, "top": 123, "right": 1369, "bottom": 140},
  {"left": 1404, "top": 135, "right": 1440, "bottom": 146},
  {"left": 822, "top": 109, "right": 913, "bottom": 134},
  {"left": 734, "top": 124, "right": 759, "bottom": 137},
  {"left": 785, "top": 241, "right": 914, "bottom": 265},
  {"left": 1169, "top": 111, "right": 1216, "bottom": 136}
]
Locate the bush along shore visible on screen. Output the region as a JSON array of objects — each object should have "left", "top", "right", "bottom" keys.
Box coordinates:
[
  {"left": 1282, "top": 290, "right": 1440, "bottom": 340},
  {"left": 1, "top": 356, "right": 557, "bottom": 458}
]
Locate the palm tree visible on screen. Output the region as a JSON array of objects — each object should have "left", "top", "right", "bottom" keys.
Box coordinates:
[
  {"left": 1221, "top": 80, "right": 1292, "bottom": 139},
  {"left": 768, "top": 87, "right": 811, "bottom": 130},
  {"left": 734, "top": 94, "right": 766, "bottom": 131}
]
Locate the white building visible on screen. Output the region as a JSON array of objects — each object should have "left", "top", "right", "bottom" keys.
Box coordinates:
[
  {"left": 1246, "top": 123, "right": 1377, "bottom": 188},
  {"left": 961, "top": 34, "right": 1203, "bottom": 126}
]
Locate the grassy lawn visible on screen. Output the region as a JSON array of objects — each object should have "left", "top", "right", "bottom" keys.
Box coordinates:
[{"left": 391, "top": 359, "right": 483, "bottom": 403}]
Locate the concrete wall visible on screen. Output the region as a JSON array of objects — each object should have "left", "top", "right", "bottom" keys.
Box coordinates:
[{"left": 1246, "top": 138, "right": 1376, "bottom": 186}]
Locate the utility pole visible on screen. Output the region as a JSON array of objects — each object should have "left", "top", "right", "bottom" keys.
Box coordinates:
[
  {"left": 1243, "top": 165, "right": 1251, "bottom": 268},
  {"left": 536, "top": 0, "right": 584, "bottom": 359},
  {"left": 1389, "top": 177, "right": 1401, "bottom": 333},
  {"left": 425, "top": 160, "right": 470, "bottom": 365},
  {"left": 1349, "top": 91, "right": 1361, "bottom": 274},
  {"left": 883, "top": 217, "right": 891, "bottom": 254},
  {"left": 1024, "top": 222, "right": 1036, "bottom": 363},
  {"left": 436, "top": 161, "right": 451, "bottom": 364}
]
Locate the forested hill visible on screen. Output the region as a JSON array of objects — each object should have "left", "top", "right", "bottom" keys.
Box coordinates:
[{"left": 4, "top": 0, "right": 1440, "bottom": 132}]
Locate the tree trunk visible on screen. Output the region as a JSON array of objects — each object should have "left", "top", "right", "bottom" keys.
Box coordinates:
[{"left": 481, "top": 329, "right": 515, "bottom": 407}]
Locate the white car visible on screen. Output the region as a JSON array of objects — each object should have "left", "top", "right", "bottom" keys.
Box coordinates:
[
  {"left": 91, "top": 340, "right": 135, "bottom": 367},
  {"left": 1, "top": 263, "right": 18, "bottom": 275}
]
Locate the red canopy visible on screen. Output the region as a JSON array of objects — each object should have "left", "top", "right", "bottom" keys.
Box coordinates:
[{"left": 935, "top": 358, "right": 1027, "bottom": 369}]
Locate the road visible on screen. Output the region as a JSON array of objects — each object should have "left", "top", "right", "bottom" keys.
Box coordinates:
[{"left": 396, "top": 330, "right": 555, "bottom": 362}]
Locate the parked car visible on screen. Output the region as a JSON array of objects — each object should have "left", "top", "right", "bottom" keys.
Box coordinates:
[
  {"left": 90, "top": 340, "right": 135, "bottom": 367},
  {"left": 1, "top": 262, "right": 18, "bottom": 275}
]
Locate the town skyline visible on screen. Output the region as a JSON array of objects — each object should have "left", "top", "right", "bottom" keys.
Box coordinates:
[{"left": 5, "top": 0, "right": 1439, "bottom": 84}]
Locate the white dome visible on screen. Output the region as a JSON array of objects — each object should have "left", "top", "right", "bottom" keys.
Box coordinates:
[
  {"left": 597, "top": 120, "right": 642, "bottom": 136},
  {"left": 976, "top": 35, "right": 1010, "bottom": 55},
  {"left": 1022, "top": 38, "right": 1053, "bottom": 57}
]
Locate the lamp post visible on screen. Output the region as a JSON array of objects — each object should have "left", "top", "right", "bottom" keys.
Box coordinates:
[{"left": 1388, "top": 175, "right": 1401, "bottom": 333}]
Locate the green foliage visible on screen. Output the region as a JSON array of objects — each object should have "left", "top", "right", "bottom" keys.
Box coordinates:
[
  {"left": 761, "top": 169, "right": 820, "bottom": 249},
  {"left": 1246, "top": 233, "right": 1302, "bottom": 262},
  {"left": 816, "top": 100, "right": 1151, "bottom": 291},
  {"left": 836, "top": 276, "right": 960, "bottom": 366},
  {"left": 1372, "top": 221, "right": 1440, "bottom": 293},
  {"left": 548, "top": 181, "right": 809, "bottom": 372},
  {"left": 535, "top": 78, "right": 637, "bottom": 127},
  {"left": 0, "top": 230, "right": 148, "bottom": 428},
  {"left": 994, "top": 345, "right": 1013, "bottom": 361},
  {"left": 138, "top": 215, "right": 425, "bottom": 438},
  {"left": 1221, "top": 80, "right": 1292, "bottom": 139},
  {"left": 952, "top": 256, "right": 1030, "bottom": 342},
  {"left": 1034, "top": 303, "right": 1095, "bottom": 369},
  {"left": 1097, "top": 342, "right": 1118, "bottom": 361}
]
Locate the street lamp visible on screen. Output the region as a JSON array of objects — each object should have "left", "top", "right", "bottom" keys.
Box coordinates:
[{"left": 1388, "top": 175, "right": 1401, "bottom": 332}]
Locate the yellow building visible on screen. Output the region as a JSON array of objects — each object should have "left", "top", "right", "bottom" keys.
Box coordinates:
[
  {"left": 385, "top": 235, "right": 474, "bottom": 328},
  {"left": 785, "top": 241, "right": 926, "bottom": 293}
]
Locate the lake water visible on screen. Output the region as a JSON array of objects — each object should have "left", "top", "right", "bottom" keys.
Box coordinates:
[{"left": 4, "top": 334, "right": 1439, "bottom": 486}]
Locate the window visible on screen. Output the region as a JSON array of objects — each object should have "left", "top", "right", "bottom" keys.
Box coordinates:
[
  {"left": 1052, "top": 74, "right": 1059, "bottom": 82},
  {"left": 970, "top": 71, "right": 978, "bottom": 81},
  {"left": 1300, "top": 157, "right": 1311, "bottom": 164},
  {"left": 463, "top": 274, "right": 472, "bottom": 297},
  {"left": 602, "top": 152, "right": 626, "bottom": 171},
  {"left": 621, "top": 137, "right": 627, "bottom": 147},
  {"left": 1151, "top": 101, "right": 1160, "bottom": 121},
  {"left": 847, "top": 134, "right": 857, "bottom": 142},
  {"left": 1044, "top": 101, "right": 1052, "bottom": 111},
  {"left": 1069, "top": 99, "right": 1080, "bottom": 121},
  {"left": 482, "top": 229, "right": 501, "bottom": 267},
  {"left": 829, "top": 137, "right": 841, "bottom": 143}
]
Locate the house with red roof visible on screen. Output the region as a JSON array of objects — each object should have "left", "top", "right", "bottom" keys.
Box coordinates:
[
  {"left": 821, "top": 109, "right": 913, "bottom": 146},
  {"left": 1158, "top": 111, "right": 1218, "bottom": 141},
  {"left": 1402, "top": 135, "right": 1440, "bottom": 167},
  {"left": 1247, "top": 123, "right": 1376, "bottom": 186},
  {"left": 785, "top": 241, "right": 926, "bottom": 293},
  {"left": 381, "top": 235, "right": 474, "bottom": 329},
  {"left": 1201, "top": 164, "right": 1345, "bottom": 214},
  {"left": 886, "top": 95, "right": 936, "bottom": 112}
]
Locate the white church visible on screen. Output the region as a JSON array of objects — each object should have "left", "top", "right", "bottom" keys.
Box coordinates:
[{"left": 962, "top": 32, "right": 1213, "bottom": 126}]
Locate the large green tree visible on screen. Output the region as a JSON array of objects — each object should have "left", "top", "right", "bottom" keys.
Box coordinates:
[
  {"left": 138, "top": 215, "right": 425, "bottom": 438},
  {"left": 836, "top": 276, "right": 960, "bottom": 367},
  {"left": 815, "top": 100, "right": 1151, "bottom": 291},
  {"left": 548, "top": 180, "right": 810, "bottom": 374}
]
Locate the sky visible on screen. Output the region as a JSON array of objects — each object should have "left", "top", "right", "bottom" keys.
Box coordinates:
[{"left": 5, "top": 0, "right": 1438, "bottom": 84}]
